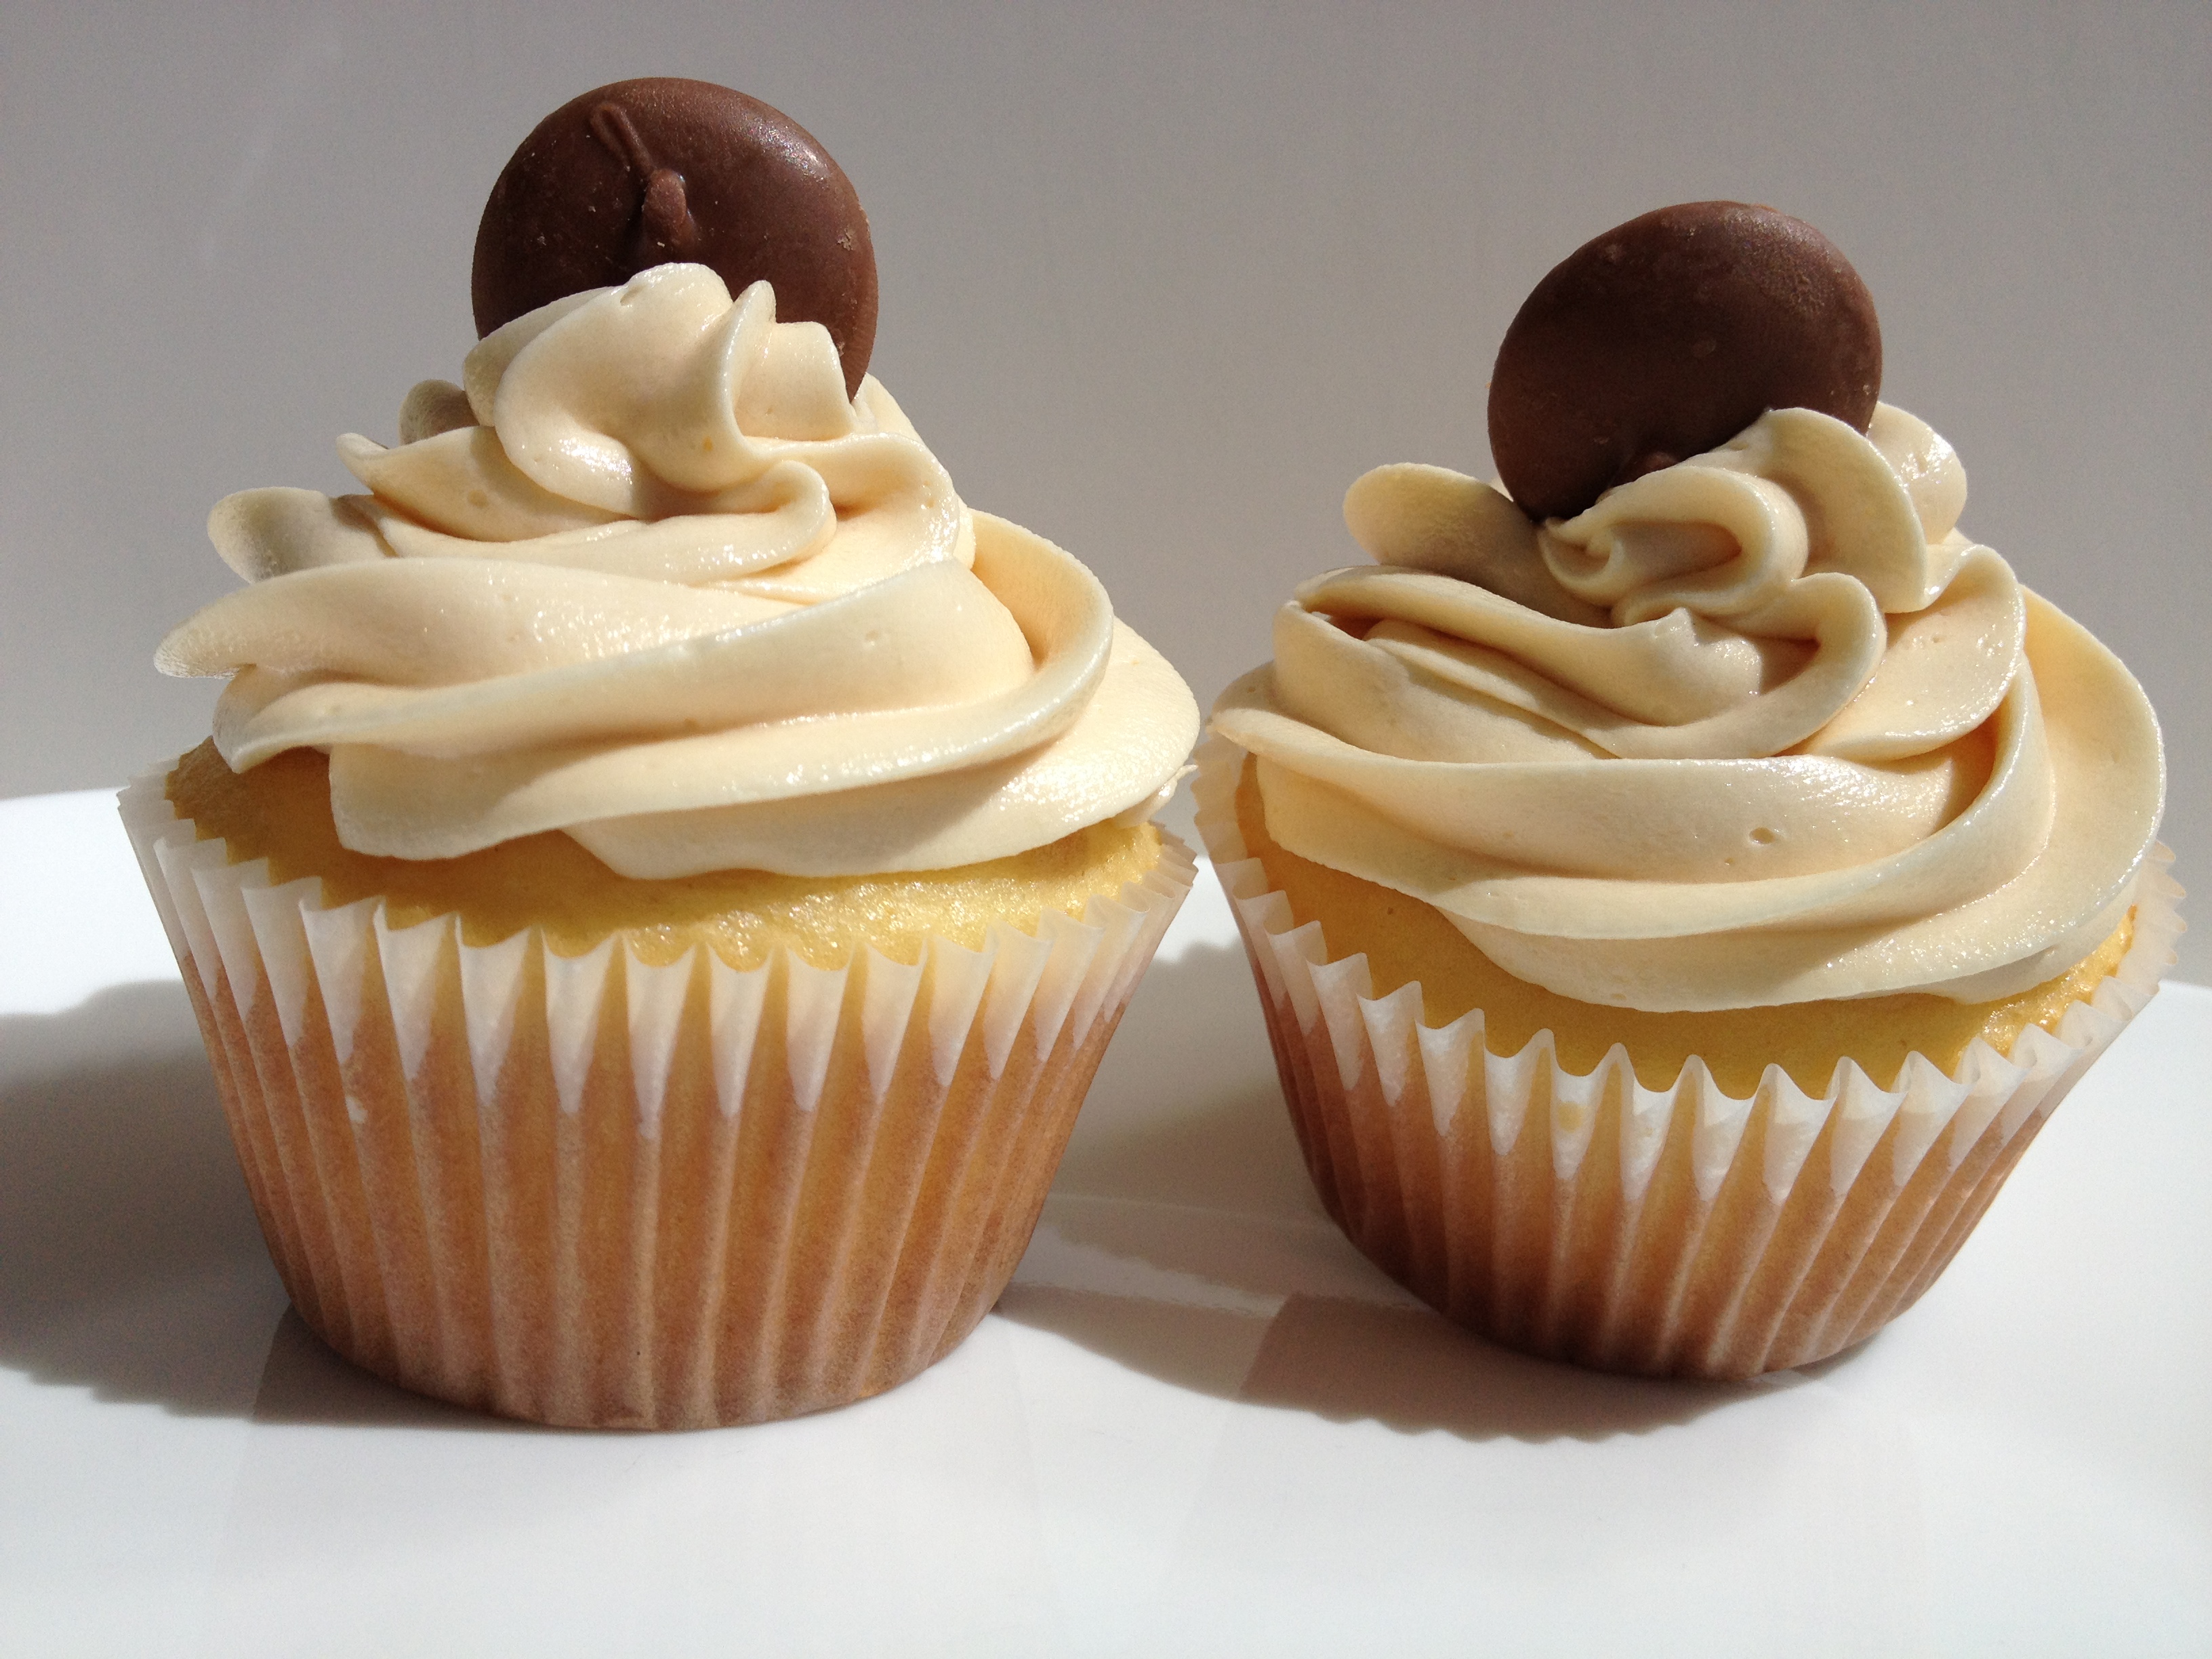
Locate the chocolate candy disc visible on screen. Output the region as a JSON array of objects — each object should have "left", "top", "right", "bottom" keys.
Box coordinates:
[
  {"left": 472, "top": 77, "right": 878, "bottom": 396},
  {"left": 1488, "top": 201, "right": 1881, "bottom": 522}
]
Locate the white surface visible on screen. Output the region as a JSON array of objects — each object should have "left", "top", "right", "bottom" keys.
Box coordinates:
[{"left": 1, "top": 788, "right": 2207, "bottom": 1657}]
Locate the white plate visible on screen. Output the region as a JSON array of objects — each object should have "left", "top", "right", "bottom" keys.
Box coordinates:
[{"left": 3, "top": 787, "right": 2206, "bottom": 1657}]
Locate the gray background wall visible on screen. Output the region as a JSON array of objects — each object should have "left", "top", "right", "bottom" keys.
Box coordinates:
[{"left": 5, "top": 1, "right": 2206, "bottom": 984}]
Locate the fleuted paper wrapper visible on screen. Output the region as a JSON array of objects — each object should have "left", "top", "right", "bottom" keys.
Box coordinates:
[
  {"left": 1194, "top": 735, "right": 2182, "bottom": 1379},
  {"left": 121, "top": 771, "right": 1193, "bottom": 1428}
]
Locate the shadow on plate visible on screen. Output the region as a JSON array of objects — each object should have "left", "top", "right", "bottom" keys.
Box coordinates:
[
  {"left": 0, "top": 982, "right": 651, "bottom": 1434},
  {"left": 0, "top": 979, "right": 281, "bottom": 1416},
  {"left": 249, "top": 1308, "right": 553, "bottom": 1433},
  {"left": 998, "top": 1284, "right": 1760, "bottom": 1442}
]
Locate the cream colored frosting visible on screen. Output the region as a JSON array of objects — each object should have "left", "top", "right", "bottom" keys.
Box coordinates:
[
  {"left": 159, "top": 266, "right": 1197, "bottom": 877},
  {"left": 1212, "top": 405, "right": 2164, "bottom": 1010}
]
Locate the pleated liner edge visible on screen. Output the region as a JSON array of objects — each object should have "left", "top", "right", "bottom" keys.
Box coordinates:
[
  {"left": 1193, "top": 733, "right": 2182, "bottom": 1379},
  {"left": 121, "top": 770, "right": 1194, "bottom": 1428}
]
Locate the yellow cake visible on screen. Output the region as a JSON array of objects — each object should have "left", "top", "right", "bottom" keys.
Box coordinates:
[
  {"left": 1228, "top": 750, "right": 2132, "bottom": 1098},
  {"left": 169, "top": 737, "right": 1169, "bottom": 975},
  {"left": 125, "top": 83, "right": 1200, "bottom": 1427},
  {"left": 1202, "top": 205, "right": 2173, "bottom": 1378}
]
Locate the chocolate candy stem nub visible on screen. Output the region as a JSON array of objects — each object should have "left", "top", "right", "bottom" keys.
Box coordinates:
[
  {"left": 473, "top": 77, "right": 878, "bottom": 397},
  {"left": 588, "top": 102, "right": 701, "bottom": 263},
  {"left": 1487, "top": 201, "right": 1881, "bottom": 523}
]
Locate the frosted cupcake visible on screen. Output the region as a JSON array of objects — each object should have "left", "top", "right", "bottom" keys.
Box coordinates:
[
  {"left": 126, "top": 80, "right": 1197, "bottom": 1428},
  {"left": 1202, "top": 203, "right": 2174, "bottom": 1379}
]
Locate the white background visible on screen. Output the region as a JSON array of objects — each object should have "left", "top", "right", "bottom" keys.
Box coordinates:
[{"left": 2, "top": 1, "right": 2205, "bottom": 981}]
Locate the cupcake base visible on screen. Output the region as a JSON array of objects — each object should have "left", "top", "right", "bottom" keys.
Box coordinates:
[
  {"left": 1196, "top": 735, "right": 2182, "bottom": 1378},
  {"left": 122, "top": 771, "right": 1193, "bottom": 1428}
]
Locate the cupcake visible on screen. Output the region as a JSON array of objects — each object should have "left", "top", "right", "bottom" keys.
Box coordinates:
[
  {"left": 125, "top": 79, "right": 1198, "bottom": 1428},
  {"left": 1202, "top": 202, "right": 2175, "bottom": 1379}
]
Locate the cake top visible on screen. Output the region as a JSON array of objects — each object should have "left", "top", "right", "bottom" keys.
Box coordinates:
[
  {"left": 156, "top": 81, "right": 1200, "bottom": 878},
  {"left": 1208, "top": 201, "right": 2163, "bottom": 1014}
]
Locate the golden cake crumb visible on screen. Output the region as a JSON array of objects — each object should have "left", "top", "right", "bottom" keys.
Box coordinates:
[
  {"left": 169, "top": 739, "right": 1165, "bottom": 970},
  {"left": 1233, "top": 754, "right": 2131, "bottom": 1094}
]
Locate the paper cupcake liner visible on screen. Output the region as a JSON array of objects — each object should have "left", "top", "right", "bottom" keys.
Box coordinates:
[
  {"left": 121, "top": 770, "right": 1193, "bottom": 1428},
  {"left": 1194, "top": 735, "right": 2182, "bottom": 1378}
]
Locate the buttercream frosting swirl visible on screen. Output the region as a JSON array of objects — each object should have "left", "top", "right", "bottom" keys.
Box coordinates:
[
  {"left": 161, "top": 266, "right": 1197, "bottom": 877},
  {"left": 1212, "top": 405, "right": 2163, "bottom": 1010}
]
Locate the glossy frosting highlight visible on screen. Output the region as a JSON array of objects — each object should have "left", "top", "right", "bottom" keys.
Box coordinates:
[
  {"left": 1212, "top": 406, "right": 2163, "bottom": 1010},
  {"left": 161, "top": 266, "right": 1197, "bottom": 877}
]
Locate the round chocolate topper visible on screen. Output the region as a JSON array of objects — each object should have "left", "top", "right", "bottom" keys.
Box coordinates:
[
  {"left": 1488, "top": 202, "right": 1881, "bottom": 522},
  {"left": 472, "top": 78, "right": 878, "bottom": 397}
]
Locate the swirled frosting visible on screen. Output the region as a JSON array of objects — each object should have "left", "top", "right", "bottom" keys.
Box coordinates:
[
  {"left": 160, "top": 266, "right": 1197, "bottom": 877},
  {"left": 1212, "top": 405, "right": 2163, "bottom": 1010}
]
